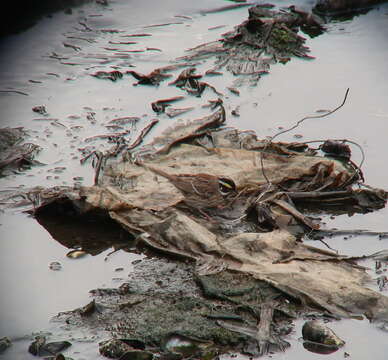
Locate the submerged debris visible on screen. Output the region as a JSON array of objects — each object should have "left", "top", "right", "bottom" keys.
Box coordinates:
[{"left": 49, "top": 261, "right": 62, "bottom": 271}]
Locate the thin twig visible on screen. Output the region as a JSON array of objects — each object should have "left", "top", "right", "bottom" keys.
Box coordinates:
[
  {"left": 259, "top": 88, "right": 350, "bottom": 186},
  {"left": 127, "top": 118, "right": 159, "bottom": 151},
  {"left": 0, "top": 90, "right": 29, "bottom": 96},
  {"left": 318, "top": 239, "right": 338, "bottom": 253},
  {"left": 94, "top": 151, "right": 104, "bottom": 185},
  {"left": 80, "top": 151, "right": 96, "bottom": 164},
  {"left": 272, "top": 88, "right": 349, "bottom": 142}
]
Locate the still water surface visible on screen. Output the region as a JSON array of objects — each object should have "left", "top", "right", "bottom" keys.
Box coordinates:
[{"left": 1, "top": 0, "right": 388, "bottom": 358}]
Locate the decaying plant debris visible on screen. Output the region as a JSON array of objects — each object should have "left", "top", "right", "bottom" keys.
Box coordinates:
[
  {"left": 0, "top": 127, "right": 41, "bottom": 175},
  {"left": 178, "top": 4, "right": 322, "bottom": 85},
  {"left": 18, "top": 99, "right": 387, "bottom": 358},
  {"left": 4, "top": 3, "right": 388, "bottom": 359}
]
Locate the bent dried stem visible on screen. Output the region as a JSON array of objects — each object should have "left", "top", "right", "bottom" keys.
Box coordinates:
[{"left": 259, "top": 88, "right": 350, "bottom": 187}]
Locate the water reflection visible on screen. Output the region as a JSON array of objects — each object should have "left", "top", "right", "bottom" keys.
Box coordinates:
[{"left": 35, "top": 198, "right": 135, "bottom": 256}]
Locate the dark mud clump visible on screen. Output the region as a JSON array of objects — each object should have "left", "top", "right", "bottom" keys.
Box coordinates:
[{"left": 55, "top": 257, "right": 296, "bottom": 358}]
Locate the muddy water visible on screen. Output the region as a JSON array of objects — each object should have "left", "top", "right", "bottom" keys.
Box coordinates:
[{"left": 1, "top": 0, "right": 388, "bottom": 359}]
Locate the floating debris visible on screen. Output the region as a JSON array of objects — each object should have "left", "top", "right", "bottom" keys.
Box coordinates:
[
  {"left": 108, "top": 116, "right": 140, "bottom": 127},
  {"left": 147, "top": 47, "right": 162, "bottom": 52},
  {"left": 166, "top": 107, "right": 195, "bottom": 118},
  {"left": 84, "top": 130, "right": 131, "bottom": 143},
  {"left": 109, "top": 41, "right": 138, "bottom": 45},
  {"left": 128, "top": 69, "right": 172, "bottom": 86},
  {"left": 151, "top": 96, "right": 185, "bottom": 113},
  {"left": 175, "top": 15, "right": 193, "bottom": 20},
  {"left": 0, "top": 89, "right": 29, "bottom": 96},
  {"left": 231, "top": 106, "right": 240, "bottom": 117},
  {"left": 144, "top": 22, "right": 183, "bottom": 29},
  {"left": 49, "top": 262, "right": 62, "bottom": 271},
  {"left": 205, "top": 69, "right": 223, "bottom": 76},
  {"left": 227, "top": 87, "right": 240, "bottom": 96},
  {"left": 169, "top": 68, "right": 221, "bottom": 97},
  {"left": 180, "top": 4, "right": 317, "bottom": 83},
  {"left": 200, "top": 2, "right": 252, "bottom": 15},
  {"left": 169, "top": 67, "right": 202, "bottom": 87},
  {"left": 63, "top": 42, "right": 81, "bottom": 51},
  {"left": 208, "top": 25, "right": 227, "bottom": 30},
  {"left": 91, "top": 70, "right": 123, "bottom": 81},
  {"left": 121, "top": 33, "right": 152, "bottom": 37}
]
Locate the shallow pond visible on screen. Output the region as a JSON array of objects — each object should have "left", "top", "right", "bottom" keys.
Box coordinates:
[{"left": 1, "top": 0, "right": 388, "bottom": 359}]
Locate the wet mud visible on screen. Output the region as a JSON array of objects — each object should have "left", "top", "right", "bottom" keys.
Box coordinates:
[{"left": 1, "top": 0, "right": 388, "bottom": 359}]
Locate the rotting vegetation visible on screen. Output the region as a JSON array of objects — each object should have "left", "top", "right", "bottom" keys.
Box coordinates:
[
  {"left": 178, "top": 4, "right": 322, "bottom": 86},
  {"left": 19, "top": 100, "right": 388, "bottom": 358},
  {"left": 0, "top": 127, "right": 41, "bottom": 176},
  {"left": 2, "top": 3, "right": 388, "bottom": 360}
]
